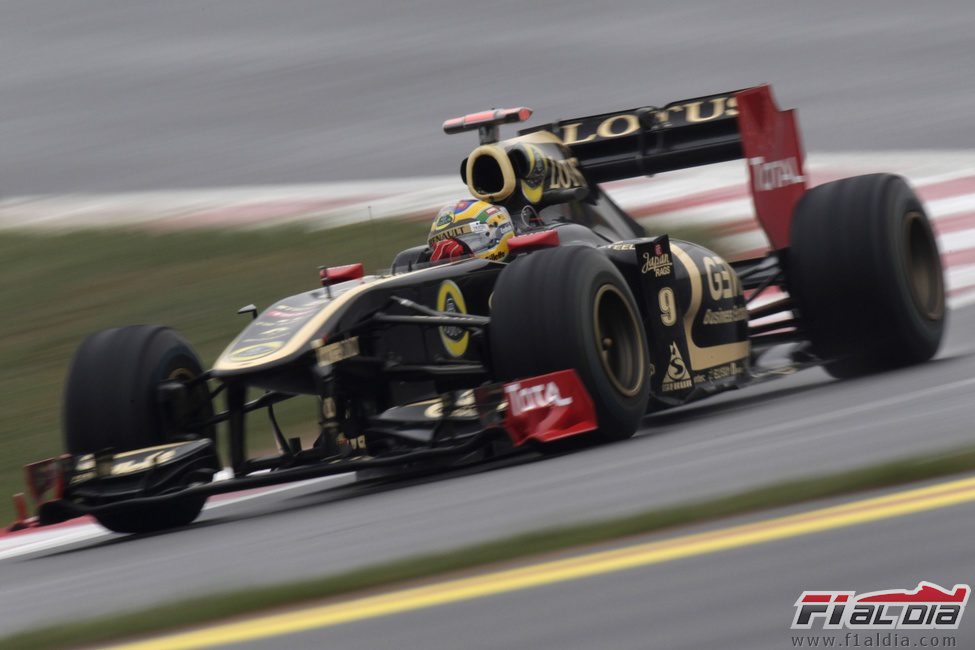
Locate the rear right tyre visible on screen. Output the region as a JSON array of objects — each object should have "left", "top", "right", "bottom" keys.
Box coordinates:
[{"left": 788, "top": 173, "right": 945, "bottom": 378}]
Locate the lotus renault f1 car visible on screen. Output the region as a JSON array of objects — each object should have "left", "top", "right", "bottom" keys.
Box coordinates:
[{"left": 11, "top": 85, "right": 945, "bottom": 533}]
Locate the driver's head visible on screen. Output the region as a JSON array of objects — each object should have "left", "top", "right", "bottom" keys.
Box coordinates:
[{"left": 428, "top": 199, "right": 515, "bottom": 263}]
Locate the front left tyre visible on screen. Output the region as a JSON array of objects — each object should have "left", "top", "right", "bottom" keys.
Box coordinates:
[{"left": 63, "top": 325, "right": 215, "bottom": 533}]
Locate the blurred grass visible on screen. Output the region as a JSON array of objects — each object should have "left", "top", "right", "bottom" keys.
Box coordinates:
[{"left": 0, "top": 219, "right": 429, "bottom": 524}]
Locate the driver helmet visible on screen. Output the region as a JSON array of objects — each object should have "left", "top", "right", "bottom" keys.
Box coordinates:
[{"left": 428, "top": 199, "right": 515, "bottom": 262}]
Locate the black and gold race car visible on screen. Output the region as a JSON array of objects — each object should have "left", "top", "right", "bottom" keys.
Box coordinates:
[{"left": 13, "top": 85, "right": 944, "bottom": 533}]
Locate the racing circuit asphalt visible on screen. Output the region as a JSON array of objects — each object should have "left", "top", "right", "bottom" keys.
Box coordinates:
[
  {"left": 2, "top": 305, "right": 975, "bottom": 638},
  {"left": 191, "top": 482, "right": 975, "bottom": 650},
  {"left": 2, "top": 0, "right": 975, "bottom": 194},
  {"left": 436, "top": 503, "right": 975, "bottom": 650}
]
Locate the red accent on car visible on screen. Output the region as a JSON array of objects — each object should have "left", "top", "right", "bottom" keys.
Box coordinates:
[
  {"left": 430, "top": 238, "right": 468, "bottom": 262},
  {"left": 462, "top": 110, "right": 496, "bottom": 123},
  {"left": 442, "top": 107, "right": 534, "bottom": 134},
  {"left": 319, "top": 263, "right": 364, "bottom": 286},
  {"left": 502, "top": 369, "right": 597, "bottom": 446},
  {"left": 507, "top": 230, "right": 560, "bottom": 254},
  {"left": 12, "top": 493, "right": 27, "bottom": 523},
  {"left": 5, "top": 491, "right": 39, "bottom": 532},
  {"left": 735, "top": 85, "right": 807, "bottom": 250},
  {"left": 24, "top": 457, "right": 65, "bottom": 505}
]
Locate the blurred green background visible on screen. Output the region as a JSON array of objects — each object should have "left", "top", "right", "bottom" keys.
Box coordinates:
[{"left": 0, "top": 219, "right": 429, "bottom": 524}]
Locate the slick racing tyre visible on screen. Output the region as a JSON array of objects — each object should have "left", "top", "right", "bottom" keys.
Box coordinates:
[
  {"left": 788, "top": 173, "right": 945, "bottom": 378},
  {"left": 63, "top": 325, "right": 215, "bottom": 532},
  {"left": 491, "top": 245, "right": 650, "bottom": 447}
]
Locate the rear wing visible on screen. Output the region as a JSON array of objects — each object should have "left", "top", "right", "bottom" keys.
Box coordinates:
[{"left": 522, "top": 85, "right": 806, "bottom": 249}]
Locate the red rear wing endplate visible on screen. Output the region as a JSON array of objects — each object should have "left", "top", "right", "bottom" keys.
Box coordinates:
[{"left": 735, "top": 85, "right": 807, "bottom": 250}]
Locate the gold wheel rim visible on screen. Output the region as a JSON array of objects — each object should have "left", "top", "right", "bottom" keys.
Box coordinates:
[
  {"left": 593, "top": 284, "right": 646, "bottom": 397},
  {"left": 902, "top": 211, "right": 945, "bottom": 321}
]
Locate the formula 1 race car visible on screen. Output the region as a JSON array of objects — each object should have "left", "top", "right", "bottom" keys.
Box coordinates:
[{"left": 11, "top": 85, "right": 945, "bottom": 533}]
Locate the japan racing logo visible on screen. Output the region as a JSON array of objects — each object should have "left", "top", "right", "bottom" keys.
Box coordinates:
[{"left": 641, "top": 242, "right": 673, "bottom": 278}]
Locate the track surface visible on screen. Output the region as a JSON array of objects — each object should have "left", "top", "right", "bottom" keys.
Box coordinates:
[
  {"left": 210, "top": 484, "right": 975, "bottom": 650},
  {"left": 2, "top": 0, "right": 975, "bottom": 194},
  {"left": 2, "top": 306, "right": 974, "bottom": 636}
]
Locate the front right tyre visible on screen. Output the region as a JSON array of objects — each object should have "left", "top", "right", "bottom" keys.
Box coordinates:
[{"left": 490, "top": 245, "right": 650, "bottom": 448}]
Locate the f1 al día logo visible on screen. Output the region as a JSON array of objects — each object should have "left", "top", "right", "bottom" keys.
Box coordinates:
[{"left": 792, "top": 582, "right": 970, "bottom": 630}]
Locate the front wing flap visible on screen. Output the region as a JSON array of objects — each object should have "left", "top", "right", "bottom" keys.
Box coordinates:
[{"left": 9, "top": 370, "right": 599, "bottom": 531}]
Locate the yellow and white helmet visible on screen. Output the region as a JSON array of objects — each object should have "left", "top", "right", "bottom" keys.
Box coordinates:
[{"left": 428, "top": 199, "right": 515, "bottom": 262}]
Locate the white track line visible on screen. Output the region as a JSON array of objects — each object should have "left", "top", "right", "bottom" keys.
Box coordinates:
[
  {"left": 203, "top": 472, "right": 354, "bottom": 511},
  {"left": 940, "top": 228, "right": 975, "bottom": 251},
  {"left": 0, "top": 525, "right": 109, "bottom": 562},
  {"left": 948, "top": 264, "right": 975, "bottom": 293},
  {"left": 926, "top": 194, "right": 975, "bottom": 219},
  {"left": 0, "top": 473, "right": 353, "bottom": 561},
  {"left": 2, "top": 151, "right": 975, "bottom": 231}
]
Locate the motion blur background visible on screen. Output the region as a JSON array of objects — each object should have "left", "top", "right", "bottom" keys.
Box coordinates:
[
  {"left": 2, "top": 0, "right": 975, "bottom": 516},
  {"left": 2, "top": 0, "right": 974, "bottom": 195},
  {"left": 2, "top": 0, "right": 974, "bottom": 519},
  {"left": 3, "top": 2, "right": 975, "bottom": 646}
]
